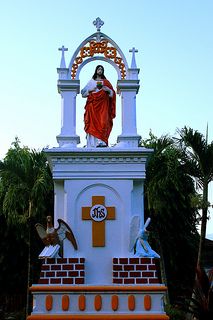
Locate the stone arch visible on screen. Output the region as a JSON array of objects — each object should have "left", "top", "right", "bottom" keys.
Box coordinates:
[
  {"left": 68, "top": 32, "right": 129, "bottom": 80},
  {"left": 75, "top": 56, "right": 121, "bottom": 81}
]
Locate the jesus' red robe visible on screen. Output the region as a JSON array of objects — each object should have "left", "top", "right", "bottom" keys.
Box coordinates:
[{"left": 84, "top": 79, "right": 116, "bottom": 145}]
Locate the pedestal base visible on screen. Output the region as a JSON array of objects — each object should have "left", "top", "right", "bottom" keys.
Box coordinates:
[
  {"left": 28, "top": 285, "right": 169, "bottom": 320},
  {"left": 28, "top": 259, "right": 169, "bottom": 320},
  {"left": 56, "top": 134, "right": 80, "bottom": 148}
]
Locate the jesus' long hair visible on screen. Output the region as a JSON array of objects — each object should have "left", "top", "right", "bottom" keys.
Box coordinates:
[{"left": 92, "top": 65, "right": 106, "bottom": 80}]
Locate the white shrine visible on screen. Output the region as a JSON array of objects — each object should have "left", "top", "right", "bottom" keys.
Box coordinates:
[{"left": 28, "top": 18, "right": 169, "bottom": 320}]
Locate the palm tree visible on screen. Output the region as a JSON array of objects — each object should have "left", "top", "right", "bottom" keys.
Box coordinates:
[
  {"left": 142, "top": 132, "right": 198, "bottom": 305},
  {"left": 0, "top": 138, "right": 53, "bottom": 316},
  {"left": 142, "top": 134, "right": 174, "bottom": 305},
  {"left": 178, "top": 126, "right": 213, "bottom": 267}
]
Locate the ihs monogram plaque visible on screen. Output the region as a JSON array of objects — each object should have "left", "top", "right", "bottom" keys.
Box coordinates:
[{"left": 82, "top": 196, "right": 116, "bottom": 247}]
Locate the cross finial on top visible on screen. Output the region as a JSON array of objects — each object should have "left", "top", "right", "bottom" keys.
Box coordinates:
[
  {"left": 93, "top": 17, "right": 104, "bottom": 32},
  {"left": 129, "top": 47, "right": 138, "bottom": 68},
  {"left": 129, "top": 47, "right": 138, "bottom": 54},
  {"left": 58, "top": 45, "right": 68, "bottom": 53},
  {"left": 58, "top": 45, "right": 68, "bottom": 68}
]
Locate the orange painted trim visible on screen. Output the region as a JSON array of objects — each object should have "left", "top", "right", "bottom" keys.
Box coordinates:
[
  {"left": 27, "top": 314, "right": 170, "bottom": 320},
  {"left": 94, "top": 294, "right": 102, "bottom": 311},
  {"left": 30, "top": 285, "right": 167, "bottom": 292},
  {"left": 45, "top": 295, "right": 53, "bottom": 311},
  {"left": 62, "top": 295, "right": 69, "bottom": 311},
  {"left": 78, "top": 294, "right": 86, "bottom": 311},
  {"left": 144, "top": 294, "right": 152, "bottom": 311},
  {"left": 111, "top": 295, "right": 119, "bottom": 311},
  {"left": 128, "top": 295, "right": 135, "bottom": 311}
]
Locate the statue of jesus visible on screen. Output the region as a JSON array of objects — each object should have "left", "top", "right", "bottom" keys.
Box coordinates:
[{"left": 81, "top": 65, "right": 116, "bottom": 147}]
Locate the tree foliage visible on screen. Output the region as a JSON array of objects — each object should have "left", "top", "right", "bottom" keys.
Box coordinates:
[
  {"left": 142, "top": 131, "right": 199, "bottom": 303},
  {"left": 177, "top": 126, "right": 213, "bottom": 267},
  {"left": 0, "top": 139, "right": 54, "bottom": 301},
  {"left": 0, "top": 138, "right": 53, "bottom": 231}
]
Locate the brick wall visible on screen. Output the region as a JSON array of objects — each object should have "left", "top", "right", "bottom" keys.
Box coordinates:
[
  {"left": 112, "top": 258, "right": 160, "bottom": 285},
  {"left": 39, "top": 258, "right": 85, "bottom": 285},
  {"left": 38, "top": 257, "right": 159, "bottom": 285}
]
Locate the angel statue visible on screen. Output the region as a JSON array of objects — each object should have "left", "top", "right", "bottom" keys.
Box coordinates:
[
  {"left": 129, "top": 216, "right": 160, "bottom": 258},
  {"left": 35, "top": 216, "right": 78, "bottom": 259}
]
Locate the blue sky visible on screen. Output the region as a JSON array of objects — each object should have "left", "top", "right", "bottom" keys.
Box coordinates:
[{"left": 0, "top": 0, "right": 213, "bottom": 235}]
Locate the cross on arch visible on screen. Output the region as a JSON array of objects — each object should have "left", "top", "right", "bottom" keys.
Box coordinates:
[
  {"left": 82, "top": 196, "right": 116, "bottom": 247},
  {"left": 93, "top": 17, "right": 104, "bottom": 32}
]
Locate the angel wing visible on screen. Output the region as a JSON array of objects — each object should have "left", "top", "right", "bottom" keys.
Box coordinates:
[
  {"left": 144, "top": 217, "right": 151, "bottom": 230},
  {"left": 35, "top": 223, "right": 49, "bottom": 246},
  {"left": 56, "top": 219, "right": 78, "bottom": 250},
  {"left": 129, "top": 215, "right": 141, "bottom": 252}
]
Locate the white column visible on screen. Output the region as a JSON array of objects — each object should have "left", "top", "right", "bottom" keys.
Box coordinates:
[
  {"left": 56, "top": 80, "right": 80, "bottom": 148},
  {"left": 60, "top": 91, "right": 77, "bottom": 135},
  {"left": 116, "top": 79, "right": 141, "bottom": 148},
  {"left": 120, "top": 90, "right": 137, "bottom": 135}
]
